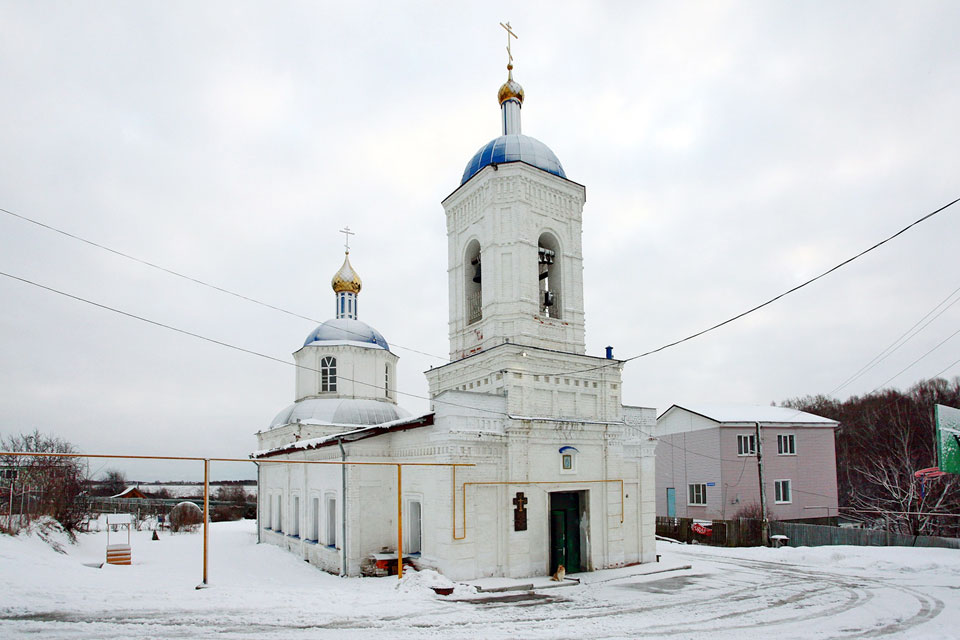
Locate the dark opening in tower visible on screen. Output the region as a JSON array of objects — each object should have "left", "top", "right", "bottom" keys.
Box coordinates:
[
  {"left": 538, "top": 232, "right": 562, "bottom": 319},
  {"left": 465, "top": 239, "right": 482, "bottom": 325}
]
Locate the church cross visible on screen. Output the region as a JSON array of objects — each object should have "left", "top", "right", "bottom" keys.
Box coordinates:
[
  {"left": 500, "top": 21, "right": 518, "bottom": 66},
  {"left": 339, "top": 226, "right": 355, "bottom": 253},
  {"left": 513, "top": 492, "right": 527, "bottom": 513}
]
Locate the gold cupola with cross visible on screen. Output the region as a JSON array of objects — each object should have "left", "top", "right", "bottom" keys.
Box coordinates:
[{"left": 330, "top": 227, "right": 362, "bottom": 319}]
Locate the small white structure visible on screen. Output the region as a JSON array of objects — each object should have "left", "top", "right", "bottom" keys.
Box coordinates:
[
  {"left": 105, "top": 513, "right": 133, "bottom": 565},
  {"left": 255, "top": 55, "right": 658, "bottom": 580}
]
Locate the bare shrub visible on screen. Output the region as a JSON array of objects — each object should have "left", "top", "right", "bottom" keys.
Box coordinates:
[
  {"left": 169, "top": 501, "right": 203, "bottom": 532},
  {"left": 733, "top": 502, "right": 776, "bottom": 521},
  {"left": 211, "top": 485, "right": 252, "bottom": 521}
]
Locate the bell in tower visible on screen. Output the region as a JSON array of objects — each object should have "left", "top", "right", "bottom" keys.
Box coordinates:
[{"left": 472, "top": 256, "right": 482, "bottom": 284}]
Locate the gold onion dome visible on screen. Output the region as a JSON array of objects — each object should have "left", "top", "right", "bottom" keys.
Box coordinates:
[
  {"left": 331, "top": 252, "right": 362, "bottom": 294},
  {"left": 498, "top": 65, "right": 524, "bottom": 105}
]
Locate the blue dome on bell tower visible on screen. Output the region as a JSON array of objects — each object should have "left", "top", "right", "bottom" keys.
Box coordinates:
[
  {"left": 461, "top": 134, "right": 566, "bottom": 185},
  {"left": 460, "top": 61, "right": 566, "bottom": 185}
]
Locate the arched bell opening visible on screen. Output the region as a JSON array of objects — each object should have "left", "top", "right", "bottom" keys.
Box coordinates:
[
  {"left": 465, "top": 239, "right": 482, "bottom": 325},
  {"left": 538, "top": 232, "right": 562, "bottom": 319}
]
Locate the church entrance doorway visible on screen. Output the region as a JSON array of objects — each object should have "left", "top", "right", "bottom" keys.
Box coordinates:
[{"left": 549, "top": 491, "right": 586, "bottom": 575}]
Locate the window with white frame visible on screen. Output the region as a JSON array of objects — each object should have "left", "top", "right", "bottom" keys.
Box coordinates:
[
  {"left": 321, "top": 356, "right": 337, "bottom": 392},
  {"left": 385, "top": 363, "right": 391, "bottom": 399},
  {"left": 778, "top": 434, "right": 796, "bottom": 455},
  {"left": 775, "top": 479, "right": 792, "bottom": 504},
  {"left": 275, "top": 495, "right": 283, "bottom": 533},
  {"left": 737, "top": 434, "right": 756, "bottom": 456},
  {"left": 688, "top": 483, "right": 707, "bottom": 506}
]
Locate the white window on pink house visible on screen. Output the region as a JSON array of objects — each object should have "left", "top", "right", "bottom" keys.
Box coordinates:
[
  {"left": 737, "top": 434, "right": 756, "bottom": 456},
  {"left": 775, "top": 479, "right": 792, "bottom": 504},
  {"left": 688, "top": 483, "right": 707, "bottom": 506},
  {"left": 778, "top": 434, "right": 796, "bottom": 455}
]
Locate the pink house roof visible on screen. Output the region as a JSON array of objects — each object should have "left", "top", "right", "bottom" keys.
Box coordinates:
[{"left": 662, "top": 403, "right": 838, "bottom": 426}]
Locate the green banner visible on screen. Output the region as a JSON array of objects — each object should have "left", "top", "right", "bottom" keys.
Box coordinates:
[{"left": 935, "top": 404, "right": 960, "bottom": 475}]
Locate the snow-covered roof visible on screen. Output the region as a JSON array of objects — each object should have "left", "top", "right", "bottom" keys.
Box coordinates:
[
  {"left": 270, "top": 398, "right": 411, "bottom": 429},
  {"left": 302, "top": 317, "right": 389, "bottom": 350},
  {"left": 109, "top": 486, "right": 147, "bottom": 499},
  {"left": 105, "top": 513, "right": 133, "bottom": 525},
  {"left": 253, "top": 413, "right": 434, "bottom": 458},
  {"left": 663, "top": 403, "right": 838, "bottom": 425}
]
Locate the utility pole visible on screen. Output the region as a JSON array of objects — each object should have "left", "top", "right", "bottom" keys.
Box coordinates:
[{"left": 755, "top": 422, "right": 769, "bottom": 546}]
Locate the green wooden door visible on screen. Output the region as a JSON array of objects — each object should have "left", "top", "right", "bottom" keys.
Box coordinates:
[{"left": 549, "top": 492, "right": 581, "bottom": 574}]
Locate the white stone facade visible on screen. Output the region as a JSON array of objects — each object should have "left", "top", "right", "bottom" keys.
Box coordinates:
[
  {"left": 444, "top": 162, "right": 587, "bottom": 360},
  {"left": 294, "top": 342, "right": 397, "bottom": 403},
  {"left": 254, "top": 63, "right": 659, "bottom": 581}
]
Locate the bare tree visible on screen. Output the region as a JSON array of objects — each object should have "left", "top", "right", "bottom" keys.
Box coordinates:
[
  {"left": 783, "top": 377, "right": 960, "bottom": 537},
  {"left": 1, "top": 430, "right": 89, "bottom": 533},
  {"left": 98, "top": 469, "right": 128, "bottom": 497}
]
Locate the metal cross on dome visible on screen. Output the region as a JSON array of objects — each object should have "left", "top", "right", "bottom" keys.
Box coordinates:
[
  {"left": 339, "top": 226, "right": 355, "bottom": 253},
  {"left": 500, "top": 21, "right": 518, "bottom": 66}
]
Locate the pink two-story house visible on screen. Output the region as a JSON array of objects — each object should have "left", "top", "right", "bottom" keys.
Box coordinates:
[{"left": 656, "top": 404, "right": 839, "bottom": 523}]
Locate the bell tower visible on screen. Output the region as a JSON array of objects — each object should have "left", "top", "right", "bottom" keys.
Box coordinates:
[
  {"left": 426, "top": 25, "right": 623, "bottom": 423},
  {"left": 442, "top": 36, "right": 587, "bottom": 361}
]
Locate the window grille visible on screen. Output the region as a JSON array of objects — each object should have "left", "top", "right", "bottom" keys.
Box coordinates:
[{"left": 321, "top": 356, "right": 337, "bottom": 392}]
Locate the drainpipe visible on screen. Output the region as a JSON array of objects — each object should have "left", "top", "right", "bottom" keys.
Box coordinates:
[
  {"left": 338, "top": 437, "right": 348, "bottom": 577},
  {"left": 254, "top": 461, "right": 261, "bottom": 544}
]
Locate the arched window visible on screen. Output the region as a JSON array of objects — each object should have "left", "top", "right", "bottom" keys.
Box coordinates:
[
  {"left": 538, "top": 232, "right": 562, "bottom": 319},
  {"left": 384, "top": 363, "right": 391, "bottom": 399},
  {"left": 464, "top": 240, "right": 482, "bottom": 325},
  {"left": 320, "top": 356, "right": 337, "bottom": 392}
]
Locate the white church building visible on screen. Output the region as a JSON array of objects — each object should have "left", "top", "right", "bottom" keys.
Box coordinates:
[{"left": 253, "top": 53, "right": 658, "bottom": 581}]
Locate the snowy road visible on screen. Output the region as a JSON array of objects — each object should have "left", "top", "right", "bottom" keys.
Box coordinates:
[{"left": 1, "top": 520, "right": 956, "bottom": 639}]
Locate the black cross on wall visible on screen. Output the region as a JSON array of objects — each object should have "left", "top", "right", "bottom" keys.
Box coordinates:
[{"left": 513, "top": 491, "right": 528, "bottom": 531}]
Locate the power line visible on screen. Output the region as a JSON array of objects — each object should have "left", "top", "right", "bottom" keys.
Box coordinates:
[
  {"left": 624, "top": 196, "right": 960, "bottom": 363},
  {"left": 932, "top": 355, "right": 960, "bottom": 379},
  {"left": 0, "top": 269, "right": 501, "bottom": 419},
  {"left": 868, "top": 325, "right": 960, "bottom": 393},
  {"left": 5, "top": 193, "right": 958, "bottom": 420},
  {"left": 0, "top": 268, "right": 621, "bottom": 423},
  {"left": 829, "top": 282, "right": 960, "bottom": 396},
  {"left": 6, "top": 194, "right": 957, "bottom": 382},
  {"left": 0, "top": 206, "right": 447, "bottom": 362},
  {"left": 551, "top": 195, "right": 960, "bottom": 378}
]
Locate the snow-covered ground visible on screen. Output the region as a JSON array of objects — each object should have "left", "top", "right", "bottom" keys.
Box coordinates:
[{"left": 1, "top": 519, "right": 956, "bottom": 639}]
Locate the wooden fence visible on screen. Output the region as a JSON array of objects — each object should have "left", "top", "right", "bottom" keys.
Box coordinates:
[
  {"left": 657, "top": 516, "right": 960, "bottom": 550},
  {"left": 656, "top": 516, "right": 763, "bottom": 547}
]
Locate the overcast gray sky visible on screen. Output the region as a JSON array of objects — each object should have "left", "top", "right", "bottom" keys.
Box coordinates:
[{"left": 1, "top": 2, "right": 958, "bottom": 480}]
